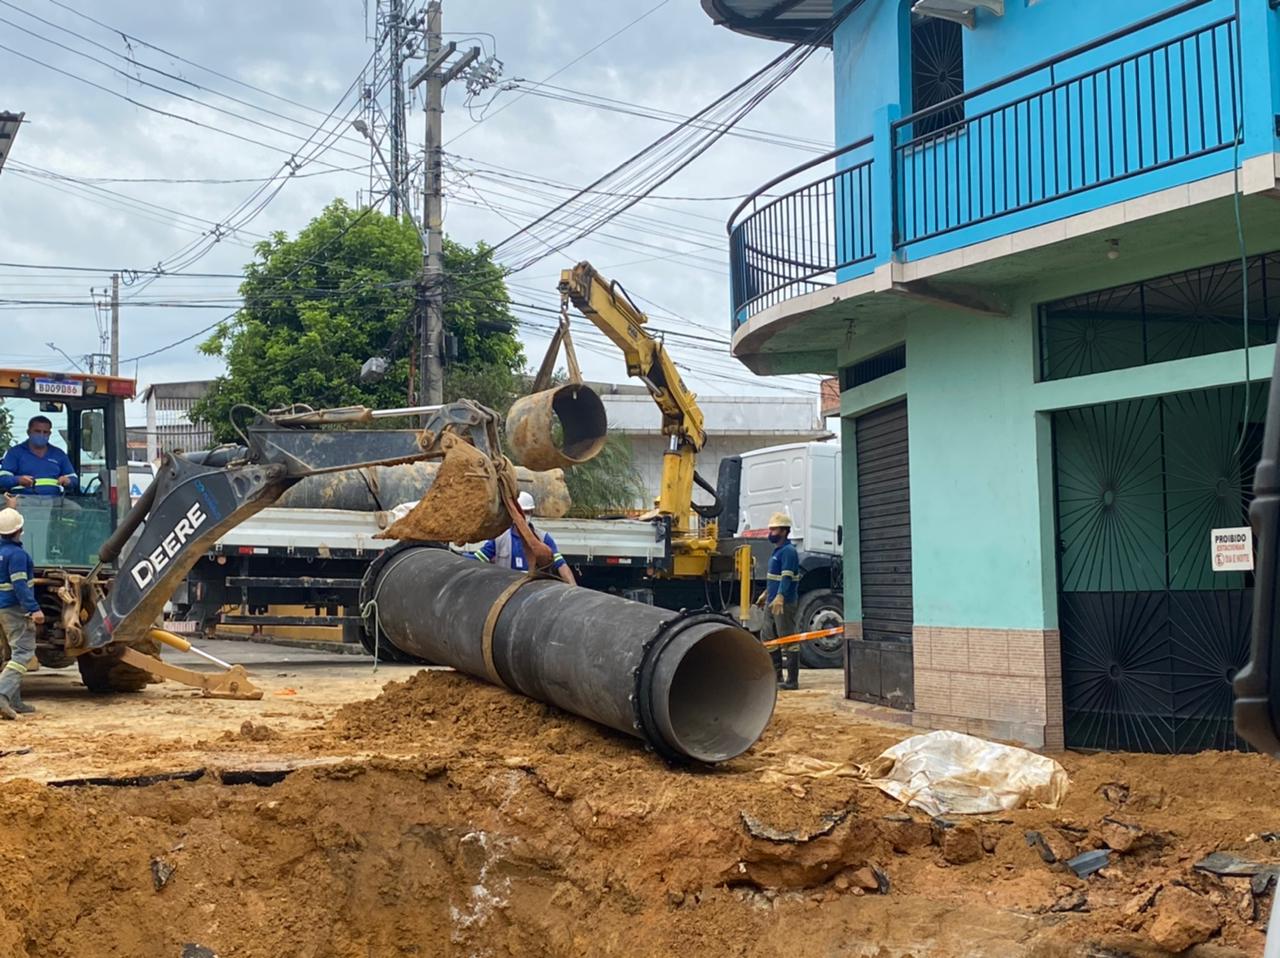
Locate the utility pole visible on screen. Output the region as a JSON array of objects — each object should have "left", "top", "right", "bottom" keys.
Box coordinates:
[
  {"left": 110, "top": 272, "right": 120, "bottom": 376},
  {"left": 421, "top": 0, "right": 444, "bottom": 406},
  {"left": 387, "top": 0, "right": 405, "bottom": 217},
  {"left": 403, "top": 3, "right": 480, "bottom": 408}
]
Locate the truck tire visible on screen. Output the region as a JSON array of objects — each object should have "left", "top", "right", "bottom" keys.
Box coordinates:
[
  {"left": 77, "top": 636, "right": 164, "bottom": 693},
  {"left": 796, "top": 590, "right": 844, "bottom": 670}
]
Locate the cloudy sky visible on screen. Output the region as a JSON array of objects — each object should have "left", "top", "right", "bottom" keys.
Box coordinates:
[{"left": 0, "top": 0, "right": 835, "bottom": 421}]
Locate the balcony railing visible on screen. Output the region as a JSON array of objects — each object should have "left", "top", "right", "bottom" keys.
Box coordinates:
[
  {"left": 726, "top": 0, "right": 1246, "bottom": 328},
  {"left": 727, "top": 137, "right": 874, "bottom": 325},
  {"left": 892, "top": 3, "right": 1239, "bottom": 246}
]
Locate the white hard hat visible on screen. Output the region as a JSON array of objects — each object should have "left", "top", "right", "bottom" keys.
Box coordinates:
[
  {"left": 517, "top": 491, "right": 536, "bottom": 513},
  {"left": 0, "top": 508, "right": 23, "bottom": 537}
]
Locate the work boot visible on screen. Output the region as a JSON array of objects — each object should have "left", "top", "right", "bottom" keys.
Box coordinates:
[
  {"left": 8, "top": 689, "right": 34, "bottom": 714},
  {"left": 770, "top": 649, "right": 784, "bottom": 685},
  {"left": 782, "top": 653, "right": 800, "bottom": 691},
  {"left": 0, "top": 695, "right": 18, "bottom": 720}
]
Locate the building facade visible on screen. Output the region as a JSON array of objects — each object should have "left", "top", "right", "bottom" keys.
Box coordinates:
[
  {"left": 131, "top": 380, "right": 215, "bottom": 462},
  {"left": 704, "top": 0, "right": 1280, "bottom": 751},
  {"left": 595, "top": 385, "right": 829, "bottom": 509}
]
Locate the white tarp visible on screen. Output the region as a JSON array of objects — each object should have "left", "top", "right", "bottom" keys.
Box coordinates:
[{"left": 865, "top": 730, "right": 1069, "bottom": 817}]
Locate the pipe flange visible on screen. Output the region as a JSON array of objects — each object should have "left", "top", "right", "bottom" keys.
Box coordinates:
[{"left": 633, "top": 609, "right": 741, "bottom": 766}]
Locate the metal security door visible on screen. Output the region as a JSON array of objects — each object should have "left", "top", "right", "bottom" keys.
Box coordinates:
[
  {"left": 1053, "top": 383, "right": 1266, "bottom": 752},
  {"left": 847, "top": 400, "right": 914, "bottom": 708}
]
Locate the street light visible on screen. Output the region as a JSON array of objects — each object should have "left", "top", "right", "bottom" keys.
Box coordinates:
[{"left": 0, "top": 112, "right": 25, "bottom": 175}]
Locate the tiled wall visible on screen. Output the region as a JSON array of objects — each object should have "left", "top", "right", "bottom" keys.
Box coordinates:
[{"left": 911, "top": 626, "right": 1064, "bottom": 750}]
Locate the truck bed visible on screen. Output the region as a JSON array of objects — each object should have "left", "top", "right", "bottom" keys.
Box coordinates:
[{"left": 212, "top": 508, "right": 667, "bottom": 565}]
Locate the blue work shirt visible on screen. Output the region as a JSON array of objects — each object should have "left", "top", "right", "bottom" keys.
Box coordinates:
[
  {"left": 473, "top": 526, "right": 567, "bottom": 572},
  {"left": 0, "top": 441, "right": 78, "bottom": 496},
  {"left": 0, "top": 539, "right": 39, "bottom": 613},
  {"left": 766, "top": 539, "right": 800, "bottom": 604}
]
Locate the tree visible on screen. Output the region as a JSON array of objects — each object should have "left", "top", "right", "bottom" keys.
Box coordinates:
[
  {"left": 191, "top": 199, "right": 522, "bottom": 441},
  {"left": 0, "top": 401, "right": 11, "bottom": 453},
  {"left": 562, "top": 434, "right": 648, "bottom": 518}
]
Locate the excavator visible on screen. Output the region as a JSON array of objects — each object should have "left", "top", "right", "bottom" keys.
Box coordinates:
[{"left": 0, "top": 365, "right": 546, "bottom": 700}]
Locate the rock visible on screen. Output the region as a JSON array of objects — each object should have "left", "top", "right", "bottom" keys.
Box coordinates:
[
  {"left": 1049, "top": 889, "right": 1089, "bottom": 913},
  {"left": 940, "top": 824, "right": 984, "bottom": 865},
  {"left": 1099, "top": 782, "right": 1130, "bottom": 806},
  {"left": 886, "top": 818, "right": 933, "bottom": 854},
  {"left": 1042, "top": 829, "right": 1079, "bottom": 864},
  {"left": 981, "top": 834, "right": 998, "bottom": 854},
  {"left": 848, "top": 866, "right": 889, "bottom": 893},
  {"left": 1100, "top": 818, "right": 1146, "bottom": 854},
  {"left": 238, "top": 720, "right": 277, "bottom": 741},
  {"left": 1148, "top": 886, "right": 1222, "bottom": 953},
  {"left": 150, "top": 857, "right": 176, "bottom": 891},
  {"left": 833, "top": 874, "right": 851, "bottom": 892}
]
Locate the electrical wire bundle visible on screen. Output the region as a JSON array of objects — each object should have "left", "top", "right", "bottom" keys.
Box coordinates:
[{"left": 488, "top": 9, "right": 854, "bottom": 275}]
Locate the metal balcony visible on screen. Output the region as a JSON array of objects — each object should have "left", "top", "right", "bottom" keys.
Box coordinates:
[{"left": 726, "top": 0, "right": 1247, "bottom": 328}]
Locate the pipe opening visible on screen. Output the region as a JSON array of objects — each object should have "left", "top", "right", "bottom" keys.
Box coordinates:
[
  {"left": 651, "top": 625, "right": 776, "bottom": 763},
  {"left": 550, "top": 385, "right": 608, "bottom": 462},
  {"left": 506, "top": 384, "right": 608, "bottom": 471}
]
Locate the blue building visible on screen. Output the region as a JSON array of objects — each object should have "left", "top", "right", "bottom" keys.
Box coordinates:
[{"left": 703, "top": 0, "right": 1280, "bottom": 752}]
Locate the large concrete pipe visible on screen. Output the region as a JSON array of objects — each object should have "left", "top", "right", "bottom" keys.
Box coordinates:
[
  {"left": 362, "top": 546, "right": 777, "bottom": 763},
  {"left": 506, "top": 384, "right": 608, "bottom": 471},
  {"left": 277, "top": 461, "right": 571, "bottom": 517}
]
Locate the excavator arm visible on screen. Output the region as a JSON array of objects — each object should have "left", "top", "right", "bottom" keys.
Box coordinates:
[
  {"left": 557, "top": 261, "right": 719, "bottom": 535},
  {"left": 59, "top": 400, "right": 536, "bottom": 692}
]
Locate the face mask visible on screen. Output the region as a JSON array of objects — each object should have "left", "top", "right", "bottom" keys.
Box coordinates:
[
  {"left": 28, "top": 434, "right": 48, "bottom": 449},
  {"left": 768, "top": 531, "right": 785, "bottom": 544}
]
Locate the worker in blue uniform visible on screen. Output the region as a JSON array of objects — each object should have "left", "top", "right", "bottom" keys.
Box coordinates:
[
  {"left": 472, "top": 491, "right": 576, "bottom": 585},
  {"left": 756, "top": 511, "right": 801, "bottom": 690},
  {"left": 0, "top": 416, "right": 78, "bottom": 497},
  {"left": 0, "top": 508, "right": 42, "bottom": 719}
]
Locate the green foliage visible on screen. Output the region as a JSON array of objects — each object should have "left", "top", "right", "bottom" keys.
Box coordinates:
[
  {"left": 0, "top": 401, "right": 10, "bottom": 452},
  {"left": 562, "top": 433, "right": 647, "bottom": 518},
  {"left": 191, "top": 199, "right": 522, "bottom": 442},
  {"left": 444, "top": 364, "right": 522, "bottom": 414}
]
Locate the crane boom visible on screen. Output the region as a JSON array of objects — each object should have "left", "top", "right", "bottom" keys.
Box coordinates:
[
  {"left": 558, "top": 262, "right": 706, "bottom": 451},
  {"left": 557, "top": 262, "right": 719, "bottom": 556}
]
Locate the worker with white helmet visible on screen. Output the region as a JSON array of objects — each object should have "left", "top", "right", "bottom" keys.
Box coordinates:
[
  {"left": 0, "top": 508, "right": 42, "bottom": 718},
  {"left": 471, "top": 490, "right": 576, "bottom": 585},
  {"left": 755, "top": 511, "right": 801, "bottom": 690}
]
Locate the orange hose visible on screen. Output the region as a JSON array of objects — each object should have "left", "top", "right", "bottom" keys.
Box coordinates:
[{"left": 761, "top": 625, "right": 843, "bottom": 650}]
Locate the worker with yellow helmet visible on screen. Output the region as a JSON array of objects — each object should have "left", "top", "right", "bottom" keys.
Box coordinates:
[
  {"left": 755, "top": 511, "right": 801, "bottom": 690},
  {"left": 0, "top": 508, "right": 41, "bottom": 718}
]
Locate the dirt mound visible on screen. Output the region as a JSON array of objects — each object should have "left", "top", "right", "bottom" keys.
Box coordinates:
[{"left": 0, "top": 670, "right": 1277, "bottom": 956}]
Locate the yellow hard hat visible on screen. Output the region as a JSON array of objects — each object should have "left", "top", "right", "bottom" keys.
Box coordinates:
[
  {"left": 767, "top": 512, "right": 792, "bottom": 529},
  {"left": 0, "top": 508, "right": 23, "bottom": 537}
]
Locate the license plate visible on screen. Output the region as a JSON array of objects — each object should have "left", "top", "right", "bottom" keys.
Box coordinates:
[{"left": 34, "top": 378, "right": 82, "bottom": 397}]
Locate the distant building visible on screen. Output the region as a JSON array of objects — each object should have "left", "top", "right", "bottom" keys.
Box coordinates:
[
  {"left": 130, "top": 380, "right": 214, "bottom": 462},
  {"left": 590, "top": 382, "right": 829, "bottom": 508},
  {"left": 127, "top": 377, "right": 827, "bottom": 507}
]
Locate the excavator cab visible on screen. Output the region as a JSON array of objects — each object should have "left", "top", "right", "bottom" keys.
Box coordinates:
[{"left": 0, "top": 368, "right": 134, "bottom": 572}]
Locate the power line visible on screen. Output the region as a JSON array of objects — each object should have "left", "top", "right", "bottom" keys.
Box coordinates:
[
  {"left": 488, "top": 10, "right": 853, "bottom": 273},
  {"left": 509, "top": 80, "right": 832, "bottom": 153},
  {"left": 0, "top": 40, "right": 365, "bottom": 172},
  {"left": 448, "top": 0, "right": 672, "bottom": 145},
  {"left": 1, "top": 1, "right": 375, "bottom": 158},
  {"left": 42, "top": 0, "right": 357, "bottom": 124}
]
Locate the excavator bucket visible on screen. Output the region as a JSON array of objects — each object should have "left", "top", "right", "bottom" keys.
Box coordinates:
[{"left": 377, "top": 434, "right": 511, "bottom": 544}]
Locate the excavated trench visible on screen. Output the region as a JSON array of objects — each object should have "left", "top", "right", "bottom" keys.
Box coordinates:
[{"left": 2, "top": 671, "right": 1279, "bottom": 958}]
